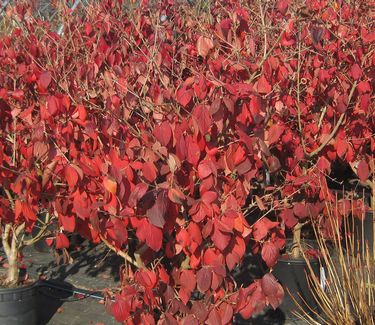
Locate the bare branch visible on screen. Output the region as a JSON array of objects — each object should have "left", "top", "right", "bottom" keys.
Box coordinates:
[{"left": 99, "top": 234, "right": 144, "bottom": 269}]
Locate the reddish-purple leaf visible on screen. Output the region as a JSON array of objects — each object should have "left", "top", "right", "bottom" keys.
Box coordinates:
[
  {"left": 33, "top": 141, "right": 49, "bottom": 159},
  {"left": 146, "top": 192, "right": 167, "bottom": 228},
  {"left": 180, "top": 269, "right": 196, "bottom": 292},
  {"left": 38, "top": 71, "right": 52, "bottom": 89},
  {"left": 261, "top": 273, "right": 284, "bottom": 309},
  {"left": 196, "top": 267, "right": 212, "bottom": 293},
  {"left": 129, "top": 183, "right": 148, "bottom": 208},
  {"left": 357, "top": 160, "right": 370, "bottom": 182},
  {"left": 293, "top": 202, "right": 309, "bottom": 218},
  {"left": 218, "top": 302, "right": 233, "bottom": 325},
  {"left": 207, "top": 308, "right": 222, "bottom": 325}
]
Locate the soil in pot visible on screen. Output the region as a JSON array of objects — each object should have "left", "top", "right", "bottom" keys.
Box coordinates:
[
  {"left": 0, "top": 279, "right": 38, "bottom": 325},
  {"left": 272, "top": 240, "right": 321, "bottom": 320}
]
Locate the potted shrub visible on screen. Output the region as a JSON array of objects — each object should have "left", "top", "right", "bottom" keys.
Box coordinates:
[
  {"left": 2, "top": 2, "right": 286, "bottom": 323},
  {"left": 0, "top": 5, "right": 78, "bottom": 323},
  {"left": 257, "top": 0, "right": 374, "bottom": 319}
]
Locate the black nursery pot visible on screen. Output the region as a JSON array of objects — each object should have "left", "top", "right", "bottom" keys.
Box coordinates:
[
  {"left": 0, "top": 281, "right": 38, "bottom": 325},
  {"left": 272, "top": 254, "right": 320, "bottom": 320}
]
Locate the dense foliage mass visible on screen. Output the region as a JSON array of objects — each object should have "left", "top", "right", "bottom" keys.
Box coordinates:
[{"left": 0, "top": 0, "right": 373, "bottom": 323}]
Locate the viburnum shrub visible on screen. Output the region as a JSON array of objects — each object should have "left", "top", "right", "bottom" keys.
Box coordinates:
[{"left": 0, "top": 0, "right": 374, "bottom": 323}]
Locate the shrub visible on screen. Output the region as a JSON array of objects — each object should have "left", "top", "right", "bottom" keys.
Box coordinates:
[{"left": 0, "top": 0, "right": 373, "bottom": 322}]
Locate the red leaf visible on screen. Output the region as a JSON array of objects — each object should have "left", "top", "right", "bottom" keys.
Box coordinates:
[
  {"left": 112, "top": 218, "right": 128, "bottom": 245},
  {"left": 261, "top": 242, "right": 279, "bottom": 268},
  {"left": 201, "top": 191, "right": 217, "bottom": 204},
  {"left": 218, "top": 302, "right": 233, "bottom": 325},
  {"left": 176, "top": 228, "right": 191, "bottom": 248},
  {"left": 191, "top": 301, "right": 209, "bottom": 323},
  {"left": 180, "top": 269, "right": 196, "bottom": 292},
  {"left": 357, "top": 160, "right": 370, "bottom": 182},
  {"left": 293, "top": 202, "right": 309, "bottom": 218},
  {"left": 136, "top": 219, "right": 163, "bottom": 251},
  {"left": 168, "top": 188, "right": 185, "bottom": 204},
  {"left": 110, "top": 295, "right": 130, "bottom": 322},
  {"left": 192, "top": 105, "right": 212, "bottom": 135},
  {"left": 280, "top": 209, "right": 298, "bottom": 229},
  {"left": 197, "top": 36, "right": 214, "bottom": 57},
  {"left": 203, "top": 248, "right": 224, "bottom": 267},
  {"left": 176, "top": 87, "right": 194, "bottom": 107},
  {"left": 350, "top": 63, "right": 362, "bottom": 80},
  {"left": 76, "top": 105, "right": 87, "bottom": 122},
  {"left": 85, "top": 23, "right": 93, "bottom": 36},
  {"left": 33, "top": 141, "right": 49, "bottom": 159},
  {"left": 65, "top": 165, "right": 78, "bottom": 189},
  {"left": 336, "top": 139, "right": 348, "bottom": 158},
  {"left": 60, "top": 214, "right": 76, "bottom": 232},
  {"left": 261, "top": 273, "right": 284, "bottom": 309},
  {"left": 277, "top": 0, "right": 289, "bottom": 14},
  {"left": 253, "top": 218, "right": 279, "bottom": 241},
  {"left": 38, "top": 71, "right": 52, "bottom": 89},
  {"left": 212, "top": 224, "right": 231, "bottom": 251},
  {"left": 196, "top": 267, "right": 212, "bottom": 293},
  {"left": 207, "top": 309, "right": 222, "bottom": 325},
  {"left": 186, "top": 138, "right": 201, "bottom": 166},
  {"left": 267, "top": 156, "right": 281, "bottom": 173},
  {"left": 129, "top": 183, "right": 148, "bottom": 208},
  {"left": 135, "top": 269, "right": 157, "bottom": 289},
  {"left": 15, "top": 200, "right": 22, "bottom": 222},
  {"left": 187, "top": 222, "right": 202, "bottom": 245},
  {"left": 146, "top": 192, "right": 167, "bottom": 228},
  {"left": 142, "top": 162, "right": 157, "bottom": 183},
  {"left": 42, "top": 160, "right": 58, "bottom": 188},
  {"left": 56, "top": 233, "right": 70, "bottom": 249},
  {"left": 266, "top": 124, "right": 285, "bottom": 145},
  {"left": 47, "top": 95, "right": 60, "bottom": 115},
  {"left": 316, "top": 156, "right": 331, "bottom": 173},
  {"left": 181, "top": 315, "right": 199, "bottom": 325},
  {"left": 255, "top": 75, "right": 272, "bottom": 94},
  {"left": 179, "top": 287, "right": 191, "bottom": 305},
  {"left": 357, "top": 81, "right": 371, "bottom": 94},
  {"left": 153, "top": 121, "right": 172, "bottom": 146},
  {"left": 22, "top": 203, "right": 37, "bottom": 221}
]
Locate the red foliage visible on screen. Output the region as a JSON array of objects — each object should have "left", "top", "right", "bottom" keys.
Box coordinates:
[{"left": 0, "top": 0, "right": 373, "bottom": 323}]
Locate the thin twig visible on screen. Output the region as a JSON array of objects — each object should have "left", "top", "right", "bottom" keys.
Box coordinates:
[{"left": 99, "top": 234, "right": 142, "bottom": 269}]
